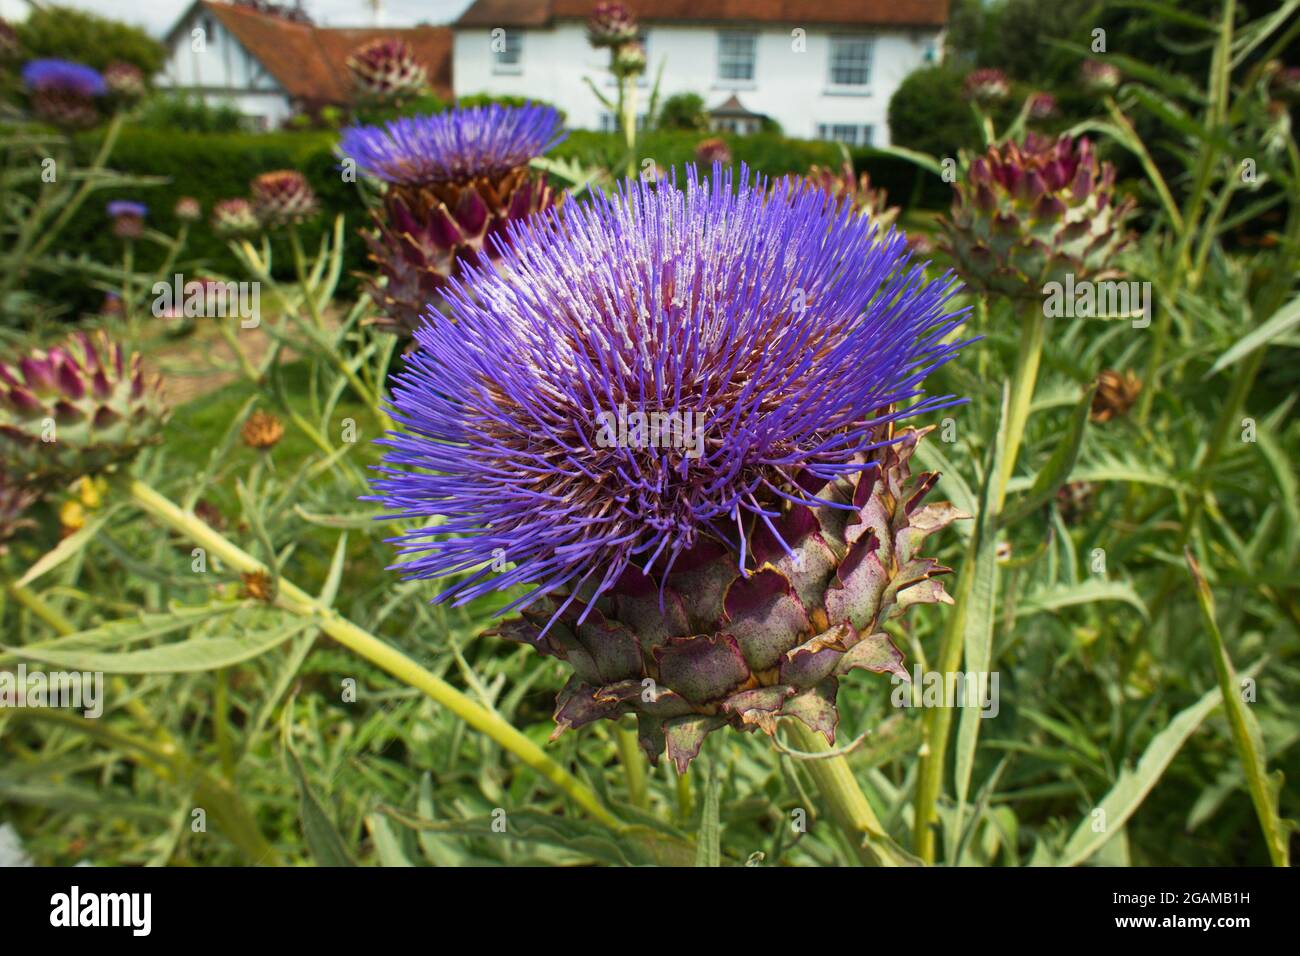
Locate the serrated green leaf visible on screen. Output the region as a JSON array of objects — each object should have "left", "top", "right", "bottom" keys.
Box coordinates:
[
  {"left": 1186, "top": 552, "right": 1292, "bottom": 866},
  {"left": 287, "top": 744, "right": 356, "bottom": 866},
  {"left": 9, "top": 617, "right": 310, "bottom": 674},
  {"left": 1058, "top": 679, "right": 1229, "bottom": 866},
  {"left": 1019, "top": 579, "right": 1148, "bottom": 620}
]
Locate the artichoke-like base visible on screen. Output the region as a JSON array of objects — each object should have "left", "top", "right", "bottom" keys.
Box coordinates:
[
  {"left": 493, "top": 428, "right": 965, "bottom": 771},
  {"left": 0, "top": 331, "right": 168, "bottom": 486},
  {"left": 364, "top": 166, "right": 559, "bottom": 335}
]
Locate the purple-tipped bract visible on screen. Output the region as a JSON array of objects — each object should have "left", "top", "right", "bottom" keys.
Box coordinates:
[
  {"left": 372, "top": 164, "right": 969, "bottom": 626},
  {"left": 339, "top": 103, "right": 565, "bottom": 185}
]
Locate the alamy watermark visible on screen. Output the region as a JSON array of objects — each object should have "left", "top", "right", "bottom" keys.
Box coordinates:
[
  {"left": 0, "top": 664, "right": 103, "bottom": 718},
  {"left": 594, "top": 403, "right": 707, "bottom": 459},
  {"left": 891, "top": 667, "right": 1000, "bottom": 718},
  {"left": 152, "top": 273, "right": 260, "bottom": 328},
  {"left": 1042, "top": 274, "right": 1152, "bottom": 329}
]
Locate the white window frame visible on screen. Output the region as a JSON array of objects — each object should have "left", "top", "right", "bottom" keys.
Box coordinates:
[
  {"left": 717, "top": 31, "right": 757, "bottom": 84},
  {"left": 816, "top": 123, "right": 874, "bottom": 147},
  {"left": 492, "top": 30, "right": 524, "bottom": 75},
  {"left": 828, "top": 35, "right": 873, "bottom": 89}
]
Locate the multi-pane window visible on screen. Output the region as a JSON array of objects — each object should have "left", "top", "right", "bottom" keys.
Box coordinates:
[
  {"left": 492, "top": 30, "right": 523, "bottom": 73},
  {"left": 816, "top": 123, "right": 874, "bottom": 146},
  {"left": 599, "top": 112, "right": 650, "bottom": 132},
  {"left": 717, "top": 31, "right": 757, "bottom": 82},
  {"left": 829, "top": 36, "right": 872, "bottom": 87}
]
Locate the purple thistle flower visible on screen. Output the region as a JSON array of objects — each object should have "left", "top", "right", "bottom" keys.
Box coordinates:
[
  {"left": 371, "top": 164, "right": 970, "bottom": 626},
  {"left": 339, "top": 103, "right": 565, "bottom": 185},
  {"left": 107, "top": 200, "right": 148, "bottom": 218},
  {"left": 22, "top": 58, "right": 106, "bottom": 97}
]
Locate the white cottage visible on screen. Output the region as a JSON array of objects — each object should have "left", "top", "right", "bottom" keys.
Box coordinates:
[
  {"left": 158, "top": 1, "right": 453, "bottom": 129},
  {"left": 451, "top": 0, "right": 948, "bottom": 145}
]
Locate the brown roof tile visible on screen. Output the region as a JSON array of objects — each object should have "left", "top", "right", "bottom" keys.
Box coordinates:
[
  {"left": 456, "top": 0, "right": 948, "bottom": 29},
  {"left": 202, "top": 1, "right": 453, "bottom": 104}
]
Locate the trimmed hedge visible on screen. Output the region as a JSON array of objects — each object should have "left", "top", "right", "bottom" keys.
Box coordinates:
[{"left": 52, "top": 126, "right": 947, "bottom": 316}]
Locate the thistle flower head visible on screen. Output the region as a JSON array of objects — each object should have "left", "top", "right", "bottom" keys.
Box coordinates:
[
  {"left": 174, "top": 196, "right": 202, "bottom": 222},
  {"left": 1080, "top": 58, "right": 1121, "bottom": 92},
  {"left": 211, "top": 198, "right": 259, "bottom": 237},
  {"left": 0, "top": 331, "right": 168, "bottom": 485},
  {"left": 241, "top": 410, "right": 285, "bottom": 449},
  {"left": 373, "top": 164, "right": 968, "bottom": 622},
  {"left": 940, "top": 132, "right": 1136, "bottom": 299},
  {"left": 1026, "top": 91, "right": 1057, "bottom": 120},
  {"left": 587, "top": 2, "right": 639, "bottom": 48},
  {"left": 963, "top": 67, "right": 1009, "bottom": 102},
  {"left": 107, "top": 200, "right": 147, "bottom": 239},
  {"left": 346, "top": 37, "right": 428, "bottom": 101},
  {"left": 612, "top": 40, "right": 647, "bottom": 77},
  {"left": 339, "top": 104, "right": 565, "bottom": 186},
  {"left": 1091, "top": 369, "right": 1142, "bottom": 422},
  {"left": 103, "top": 61, "right": 146, "bottom": 101},
  {"left": 250, "top": 170, "right": 318, "bottom": 227},
  {"left": 795, "top": 161, "right": 900, "bottom": 231},
  {"left": 344, "top": 104, "right": 565, "bottom": 335},
  {"left": 22, "top": 58, "right": 106, "bottom": 97},
  {"left": 694, "top": 137, "right": 731, "bottom": 166},
  {"left": 22, "top": 58, "right": 106, "bottom": 128}
]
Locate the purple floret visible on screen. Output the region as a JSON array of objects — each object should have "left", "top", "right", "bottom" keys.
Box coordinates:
[
  {"left": 339, "top": 103, "right": 565, "bottom": 185},
  {"left": 22, "top": 58, "right": 107, "bottom": 96},
  {"left": 370, "top": 164, "right": 970, "bottom": 623},
  {"left": 107, "top": 200, "right": 147, "bottom": 218}
]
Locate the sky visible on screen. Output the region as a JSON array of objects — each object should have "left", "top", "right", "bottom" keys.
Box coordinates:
[{"left": 0, "top": 0, "right": 476, "bottom": 35}]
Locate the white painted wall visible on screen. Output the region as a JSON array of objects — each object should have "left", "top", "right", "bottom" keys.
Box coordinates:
[
  {"left": 454, "top": 21, "right": 941, "bottom": 144},
  {"left": 157, "top": 8, "right": 292, "bottom": 128}
]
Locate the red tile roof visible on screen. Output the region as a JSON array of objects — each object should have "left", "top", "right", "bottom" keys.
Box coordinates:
[
  {"left": 198, "top": 1, "right": 452, "bottom": 104},
  {"left": 456, "top": 0, "right": 949, "bottom": 29}
]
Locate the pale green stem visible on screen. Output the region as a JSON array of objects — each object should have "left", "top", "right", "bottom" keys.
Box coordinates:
[
  {"left": 119, "top": 477, "right": 623, "bottom": 831},
  {"left": 996, "top": 303, "right": 1047, "bottom": 507},
  {"left": 614, "top": 722, "right": 648, "bottom": 809},
  {"left": 912, "top": 547, "right": 975, "bottom": 863},
  {"left": 32, "top": 113, "right": 126, "bottom": 257},
  {"left": 787, "top": 720, "right": 911, "bottom": 866}
]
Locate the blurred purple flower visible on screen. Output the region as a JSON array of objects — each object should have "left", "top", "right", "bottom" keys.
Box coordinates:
[
  {"left": 22, "top": 58, "right": 106, "bottom": 96},
  {"left": 338, "top": 103, "right": 565, "bottom": 185},
  {"left": 107, "top": 200, "right": 147, "bottom": 239}
]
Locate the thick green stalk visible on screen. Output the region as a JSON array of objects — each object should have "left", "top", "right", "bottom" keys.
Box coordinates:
[
  {"left": 996, "top": 302, "right": 1046, "bottom": 507},
  {"left": 912, "top": 545, "right": 975, "bottom": 862},
  {"left": 614, "top": 722, "right": 648, "bottom": 809},
  {"left": 120, "top": 477, "right": 623, "bottom": 831},
  {"left": 787, "top": 720, "right": 912, "bottom": 866}
]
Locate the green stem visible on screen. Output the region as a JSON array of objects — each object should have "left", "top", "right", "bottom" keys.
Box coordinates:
[
  {"left": 119, "top": 477, "right": 622, "bottom": 831},
  {"left": 787, "top": 720, "right": 912, "bottom": 866},
  {"left": 620, "top": 73, "right": 638, "bottom": 179},
  {"left": 28, "top": 112, "right": 126, "bottom": 263},
  {"left": 912, "top": 538, "right": 976, "bottom": 862},
  {"left": 614, "top": 721, "right": 648, "bottom": 809},
  {"left": 675, "top": 764, "right": 693, "bottom": 822},
  {"left": 996, "top": 303, "right": 1047, "bottom": 507}
]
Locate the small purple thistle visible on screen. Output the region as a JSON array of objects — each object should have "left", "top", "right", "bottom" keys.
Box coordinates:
[
  {"left": 22, "top": 58, "right": 107, "bottom": 97},
  {"left": 339, "top": 104, "right": 565, "bottom": 185},
  {"left": 370, "top": 164, "right": 970, "bottom": 624},
  {"left": 107, "top": 200, "right": 148, "bottom": 218}
]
